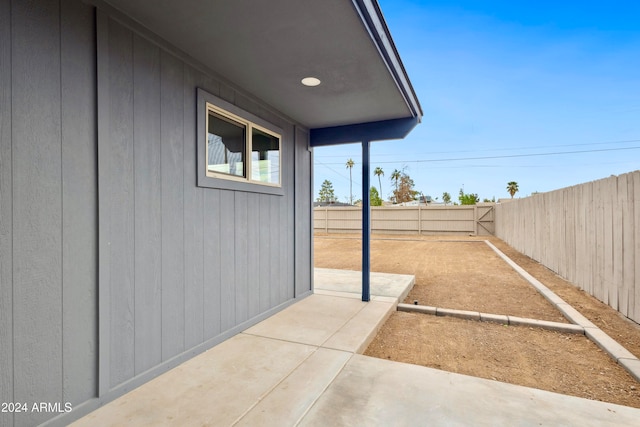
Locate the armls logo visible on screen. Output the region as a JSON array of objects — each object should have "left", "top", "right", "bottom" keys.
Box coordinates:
[
  {"left": 2, "top": 402, "right": 73, "bottom": 413},
  {"left": 30, "top": 402, "right": 73, "bottom": 413}
]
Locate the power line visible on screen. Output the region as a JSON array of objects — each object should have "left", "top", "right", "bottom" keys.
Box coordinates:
[
  {"left": 318, "top": 145, "right": 640, "bottom": 165},
  {"left": 423, "top": 159, "right": 637, "bottom": 169},
  {"left": 314, "top": 138, "right": 640, "bottom": 158},
  {"left": 315, "top": 160, "right": 361, "bottom": 187},
  {"left": 385, "top": 145, "right": 640, "bottom": 163}
]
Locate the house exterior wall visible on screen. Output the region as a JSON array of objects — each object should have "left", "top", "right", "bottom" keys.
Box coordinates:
[
  {"left": 0, "top": 1, "right": 98, "bottom": 426},
  {"left": 0, "top": 1, "right": 313, "bottom": 426}
]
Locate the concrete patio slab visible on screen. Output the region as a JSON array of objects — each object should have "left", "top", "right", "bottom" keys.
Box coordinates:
[
  {"left": 236, "top": 347, "right": 352, "bottom": 426},
  {"left": 322, "top": 300, "right": 395, "bottom": 353},
  {"left": 72, "top": 269, "right": 640, "bottom": 427},
  {"left": 298, "top": 354, "right": 640, "bottom": 427},
  {"left": 243, "top": 294, "right": 366, "bottom": 346},
  {"left": 314, "top": 267, "right": 415, "bottom": 302},
  {"left": 74, "top": 334, "right": 317, "bottom": 427}
]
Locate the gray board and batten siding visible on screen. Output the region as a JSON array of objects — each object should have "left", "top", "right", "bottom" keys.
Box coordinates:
[
  {"left": 1, "top": 1, "right": 97, "bottom": 426},
  {"left": 0, "top": 1, "right": 313, "bottom": 426}
]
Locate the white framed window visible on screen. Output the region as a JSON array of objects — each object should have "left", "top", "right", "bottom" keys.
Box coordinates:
[{"left": 197, "top": 88, "right": 283, "bottom": 195}]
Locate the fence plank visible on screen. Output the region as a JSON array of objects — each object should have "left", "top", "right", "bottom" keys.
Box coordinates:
[
  {"left": 564, "top": 187, "right": 576, "bottom": 283},
  {"left": 574, "top": 184, "right": 587, "bottom": 291},
  {"left": 594, "top": 179, "right": 605, "bottom": 303},
  {"left": 494, "top": 170, "right": 640, "bottom": 323},
  {"left": 617, "top": 175, "right": 628, "bottom": 316},
  {"left": 633, "top": 172, "right": 640, "bottom": 321},
  {"left": 586, "top": 182, "right": 595, "bottom": 297},
  {"left": 313, "top": 205, "right": 486, "bottom": 236},
  {"left": 604, "top": 177, "right": 615, "bottom": 308}
]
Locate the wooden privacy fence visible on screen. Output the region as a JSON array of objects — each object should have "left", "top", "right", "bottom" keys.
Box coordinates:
[
  {"left": 494, "top": 170, "right": 640, "bottom": 323},
  {"left": 313, "top": 204, "right": 495, "bottom": 236}
]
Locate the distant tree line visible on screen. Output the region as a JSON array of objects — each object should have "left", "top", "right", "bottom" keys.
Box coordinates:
[{"left": 317, "top": 159, "right": 519, "bottom": 205}]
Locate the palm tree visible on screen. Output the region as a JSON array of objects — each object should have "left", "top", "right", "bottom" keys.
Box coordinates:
[
  {"left": 346, "top": 158, "right": 355, "bottom": 204},
  {"left": 507, "top": 181, "right": 519, "bottom": 198},
  {"left": 390, "top": 169, "right": 401, "bottom": 202},
  {"left": 373, "top": 167, "right": 384, "bottom": 200}
]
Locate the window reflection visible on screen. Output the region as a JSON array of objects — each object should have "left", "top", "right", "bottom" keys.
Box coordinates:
[
  {"left": 251, "top": 127, "right": 280, "bottom": 185},
  {"left": 207, "top": 112, "right": 245, "bottom": 177}
]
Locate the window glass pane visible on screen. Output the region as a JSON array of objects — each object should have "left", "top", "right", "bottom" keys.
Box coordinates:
[
  {"left": 251, "top": 128, "right": 280, "bottom": 185},
  {"left": 207, "top": 111, "right": 245, "bottom": 177}
]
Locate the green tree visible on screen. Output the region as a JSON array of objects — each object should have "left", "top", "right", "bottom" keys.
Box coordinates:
[
  {"left": 374, "top": 167, "right": 384, "bottom": 199},
  {"left": 458, "top": 188, "right": 479, "bottom": 205},
  {"left": 442, "top": 192, "right": 451, "bottom": 205},
  {"left": 317, "top": 179, "right": 336, "bottom": 203},
  {"left": 390, "top": 169, "right": 401, "bottom": 202},
  {"left": 346, "top": 158, "right": 355, "bottom": 204},
  {"left": 507, "top": 181, "right": 519, "bottom": 198},
  {"left": 369, "top": 187, "right": 382, "bottom": 206}
]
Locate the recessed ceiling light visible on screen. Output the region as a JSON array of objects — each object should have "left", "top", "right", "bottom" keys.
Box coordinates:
[{"left": 301, "top": 77, "right": 321, "bottom": 87}]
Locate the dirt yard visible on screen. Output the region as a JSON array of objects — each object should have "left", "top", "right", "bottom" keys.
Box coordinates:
[{"left": 314, "top": 234, "right": 640, "bottom": 409}]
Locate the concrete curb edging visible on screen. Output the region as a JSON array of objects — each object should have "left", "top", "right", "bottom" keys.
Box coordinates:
[
  {"left": 484, "top": 240, "right": 598, "bottom": 328},
  {"left": 397, "top": 303, "right": 585, "bottom": 334},
  {"left": 619, "top": 359, "right": 640, "bottom": 382},
  {"left": 508, "top": 315, "right": 585, "bottom": 333},
  {"left": 437, "top": 307, "right": 480, "bottom": 320},
  {"left": 484, "top": 240, "right": 640, "bottom": 383}
]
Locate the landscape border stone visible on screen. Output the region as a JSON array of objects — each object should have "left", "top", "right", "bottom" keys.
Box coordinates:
[
  {"left": 398, "top": 303, "right": 584, "bottom": 334},
  {"left": 436, "top": 307, "right": 481, "bottom": 320},
  {"left": 584, "top": 328, "right": 638, "bottom": 362},
  {"left": 396, "top": 240, "right": 640, "bottom": 384},
  {"left": 619, "top": 358, "right": 640, "bottom": 382},
  {"left": 484, "top": 240, "right": 640, "bottom": 384},
  {"left": 507, "top": 316, "right": 585, "bottom": 334},
  {"left": 479, "top": 312, "right": 509, "bottom": 324}
]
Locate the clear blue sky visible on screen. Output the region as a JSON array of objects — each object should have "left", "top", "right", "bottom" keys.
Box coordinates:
[{"left": 313, "top": 0, "right": 640, "bottom": 203}]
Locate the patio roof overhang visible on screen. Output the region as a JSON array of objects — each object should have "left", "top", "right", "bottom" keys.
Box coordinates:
[
  {"left": 99, "top": 0, "right": 422, "bottom": 302},
  {"left": 98, "top": 0, "right": 422, "bottom": 142}
]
